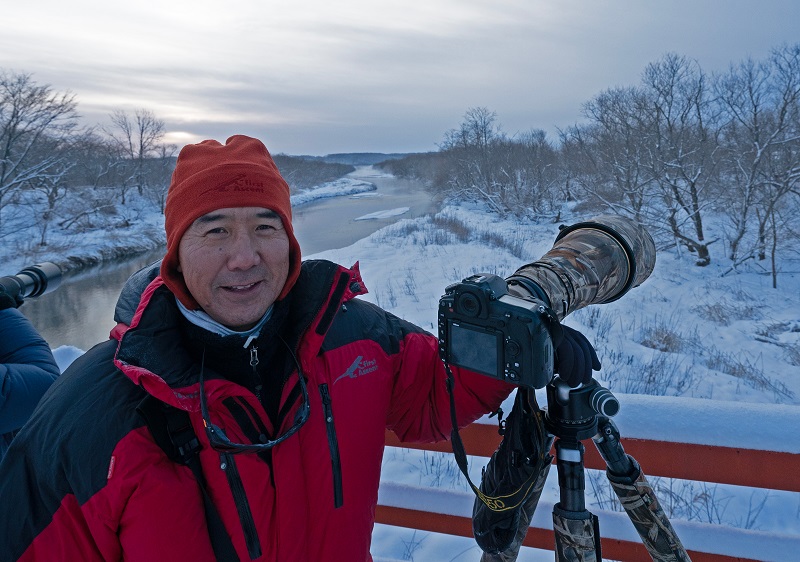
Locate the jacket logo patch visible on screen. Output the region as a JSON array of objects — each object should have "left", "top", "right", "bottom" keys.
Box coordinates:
[
  {"left": 107, "top": 456, "right": 116, "bottom": 480},
  {"left": 334, "top": 355, "right": 378, "bottom": 384}
]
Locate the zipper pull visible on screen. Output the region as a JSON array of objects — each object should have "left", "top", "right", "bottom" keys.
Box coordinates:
[
  {"left": 250, "top": 346, "right": 262, "bottom": 401},
  {"left": 250, "top": 346, "right": 259, "bottom": 368},
  {"left": 320, "top": 383, "right": 333, "bottom": 421}
]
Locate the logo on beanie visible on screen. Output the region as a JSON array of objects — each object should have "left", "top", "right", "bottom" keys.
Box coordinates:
[{"left": 216, "top": 173, "right": 266, "bottom": 193}]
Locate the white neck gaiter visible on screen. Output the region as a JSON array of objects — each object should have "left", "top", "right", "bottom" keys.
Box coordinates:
[{"left": 176, "top": 298, "right": 273, "bottom": 348}]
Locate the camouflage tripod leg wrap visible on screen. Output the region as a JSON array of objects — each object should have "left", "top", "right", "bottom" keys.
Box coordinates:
[
  {"left": 608, "top": 469, "right": 691, "bottom": 562},
  {"left": 480, "top": 462, "right": 552, "bottom": 562},
  {"left": 552, "top": 507, "right": 600, "bottom": 562}
]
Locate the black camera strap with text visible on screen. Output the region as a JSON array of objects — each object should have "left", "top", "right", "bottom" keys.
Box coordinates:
[{"left": 443, "top": 364, "right": 552, "bottom": 514}]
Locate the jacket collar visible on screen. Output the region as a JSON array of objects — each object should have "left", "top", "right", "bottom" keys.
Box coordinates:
[{"left": 112, "top": 259, "right": 367, "bottom": 410}]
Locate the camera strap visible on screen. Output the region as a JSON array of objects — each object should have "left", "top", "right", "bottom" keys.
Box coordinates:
[
  {"left": 444, "top": 364, "right": 551, "bottom": 514},
  {"left": 137, "top": 395, "right": 239, "bottom": 562}
]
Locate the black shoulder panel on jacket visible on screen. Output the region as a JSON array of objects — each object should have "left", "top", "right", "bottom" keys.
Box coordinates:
[
  {"left": 320, "top": 297, "right": 430, "bottom": 356},
  {"left": 282, "top": 260, "right": 342, "bottom": 347},
  {"left": 114, "top": 259, "right": 162, "bottom": 325},
  {"left": 0, "top": 339, "right": 147, "bottom": 559}
]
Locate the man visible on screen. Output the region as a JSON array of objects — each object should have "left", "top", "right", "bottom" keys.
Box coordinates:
[{"left": 0, "top": 135, "right": 596, "bottom": 561}]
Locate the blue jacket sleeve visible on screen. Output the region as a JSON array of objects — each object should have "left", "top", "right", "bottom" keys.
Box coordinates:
[{"left": 0, "top": 309, "right": 60, "bottom": 434}]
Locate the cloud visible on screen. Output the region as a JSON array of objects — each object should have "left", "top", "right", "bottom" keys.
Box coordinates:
[{"left": 2, "top": 0, "right": 799, "bottom": 154}]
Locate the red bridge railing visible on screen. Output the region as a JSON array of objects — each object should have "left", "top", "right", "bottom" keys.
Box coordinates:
[{"left": 376, "top": 395, "right": 800, "bottom": 561}]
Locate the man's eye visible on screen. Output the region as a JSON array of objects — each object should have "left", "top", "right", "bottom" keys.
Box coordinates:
[
  {"left": 257, "top": 223, "right": 281, "bottom": 231},
  {"left": 206, "top": 227, "right": 227, "bottom": 235}
]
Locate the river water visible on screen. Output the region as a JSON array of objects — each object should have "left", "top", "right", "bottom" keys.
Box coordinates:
[{"left": 21, "top": 168, "right": 437, "bottom": 350}]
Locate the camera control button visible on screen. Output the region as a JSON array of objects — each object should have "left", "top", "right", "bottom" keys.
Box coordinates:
[{"left": 505, "top": 339, "right": 521, "bottom": 357}]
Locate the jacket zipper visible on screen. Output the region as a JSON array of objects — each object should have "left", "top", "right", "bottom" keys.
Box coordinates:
[
  {"left": 220, "top": 452, "right": 262, "bottom": 560},
  {"left": 318, "top": 383, "right": 344, "bottom": 508},
  {"left": 249, "top": 345, "right": 262, "bottom": 403}
]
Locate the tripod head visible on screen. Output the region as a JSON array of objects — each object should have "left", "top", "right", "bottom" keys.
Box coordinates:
[{"left": 543, "top": 378, "right": 620, "bottom": 442}]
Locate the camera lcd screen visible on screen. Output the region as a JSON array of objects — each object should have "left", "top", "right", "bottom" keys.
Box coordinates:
[{"left": 448, "top": 321, "right": 498, "bottom": 376}]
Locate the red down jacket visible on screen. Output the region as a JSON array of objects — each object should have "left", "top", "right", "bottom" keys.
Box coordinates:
[{"left": 0, "top": 259, "right": 513, "bottom": 561}]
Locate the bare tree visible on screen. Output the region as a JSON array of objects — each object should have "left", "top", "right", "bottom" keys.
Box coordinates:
[
  {"left": 145, "top": 143, "right": 177, "bottom": 213},
  {"left": 31, "top": 171, "right": 69, "bottom": 246},
  {"left": 502, "top": 129, "right": 561, "bottom": 216},
  {"left": 439, "top": 107, "right": 509, "bottom": 212},
  {"left": 65, "top": 129, "right": 121, "bottom": 189},
  {"left": 442, "top": 107, "right": 501, "bottom": 151},
  {"left": 438, "top": 108, "right": 567, "bottom": 217},
  {"left": 571, "top": 86, "right": 657, "bottom": 222},
  {"left": 0, "top": 71, "right": 79, "bottom": 225},
  {"left": 754, "top": 44, "right": 800, "bottom": 279},
  {"left": 105, "top": 108, "right": 171, "bottom": 204},
  {"left": 642, "top": 53, "right": 721, "bottom": 266},
  {"left": 715, "top": 43, "right": 800, "bottom": 279}
]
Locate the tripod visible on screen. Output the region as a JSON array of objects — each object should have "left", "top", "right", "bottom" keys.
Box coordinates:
[
  {"left": 533, "top": 379, "right": 690, "bottom": 561},
  {"left": 473, "top": 378, "right": 690, "bottom": 561}
]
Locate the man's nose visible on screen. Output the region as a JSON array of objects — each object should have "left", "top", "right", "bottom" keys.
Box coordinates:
[{"left": 226, "top": 231, "right": 261, "bottom": 270}]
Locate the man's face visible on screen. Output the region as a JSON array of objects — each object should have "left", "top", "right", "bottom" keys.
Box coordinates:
[{"left": 178, "top": 207, "right": 290, "bottom": 331}]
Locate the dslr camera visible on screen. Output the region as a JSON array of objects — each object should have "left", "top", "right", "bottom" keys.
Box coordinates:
[
  {"left": 438, "top": 273, "right": 555, "bottom": 389},
  {"left": 437, "top": 215, "right": 658, "bottom": 391}
]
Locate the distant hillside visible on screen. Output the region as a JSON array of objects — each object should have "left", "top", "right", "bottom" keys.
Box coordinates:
[
  {"left": 272, "top": 154, "right": 355, "bottom": 191},
  {"left": 295, "top": 153, "right": 411, "bottom": 166}
]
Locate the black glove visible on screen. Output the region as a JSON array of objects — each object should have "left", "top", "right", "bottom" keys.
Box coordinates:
[
  {"left": 0, "top": 290, "right": 22, "bottom": 310},
  {"left": 554, "top": 325, "right": 600, "bottom": 387}
]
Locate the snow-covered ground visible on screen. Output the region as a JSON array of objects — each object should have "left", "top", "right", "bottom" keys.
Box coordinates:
[
  {"left": 289, "top": 176, "right": 377, "bottom": 206},
  {"left": 2, "top": 168, "right": 798, "bottom": 560},
  {"left": 308, "top": 197, "right": 800, "bottom": 561}
]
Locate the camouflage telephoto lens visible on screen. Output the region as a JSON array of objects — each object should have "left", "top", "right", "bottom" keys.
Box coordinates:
[{"left": 506, "top": 215, "right": 656, "bottom": 321}]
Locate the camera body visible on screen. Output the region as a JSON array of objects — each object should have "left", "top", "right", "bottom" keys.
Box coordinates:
[{"left": 438, "top": 273, "right": 554, "bottom": 389}]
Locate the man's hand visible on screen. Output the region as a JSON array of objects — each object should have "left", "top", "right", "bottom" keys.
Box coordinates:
[
  {"left": 554, "top": 325, "right": 600, "bottom": 387},
  {"left": 0, "top": 290, "right": 23, "bottom": 310}
]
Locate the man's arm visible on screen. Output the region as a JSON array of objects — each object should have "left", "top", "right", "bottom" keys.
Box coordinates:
[
  {"left": 385, "top": 328, "right": 514, "bottom": 444},
  {"left": 0, "top": 308, "right": 60, "bottom": 434},
  {"left": 384, "top": 317, "right": 599, "bottom": 443}
]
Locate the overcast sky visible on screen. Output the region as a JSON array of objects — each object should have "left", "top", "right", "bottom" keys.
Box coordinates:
[{"left": 3, "top": 1, "right": 799, "bottom": 156}]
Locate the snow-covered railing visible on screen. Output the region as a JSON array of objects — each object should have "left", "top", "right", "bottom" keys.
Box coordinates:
[{"left": 378, "top": 395, "right": 800, "bottom": 561}]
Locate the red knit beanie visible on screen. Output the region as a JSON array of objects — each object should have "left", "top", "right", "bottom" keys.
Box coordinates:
[{"left": 160, "top": 135, "right": 301, "bottom": 309}]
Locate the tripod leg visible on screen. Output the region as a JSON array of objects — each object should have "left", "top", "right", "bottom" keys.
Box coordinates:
[
  {"left": 593, "top": 417, "right": 691, "bottom": 562},
  {"left": 552, "top": 439, "right": 601, "bottom": 562},
  {"left": 552, "top": 508, "right": 600, "bottom": 562}
]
